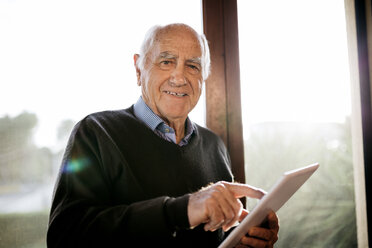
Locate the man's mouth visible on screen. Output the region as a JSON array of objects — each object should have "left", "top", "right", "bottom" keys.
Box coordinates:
[{"left": 164, "top": 91, "right": 187, "bottom": 97}]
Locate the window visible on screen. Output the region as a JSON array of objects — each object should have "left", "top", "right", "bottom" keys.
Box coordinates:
[
  {"left": 0, "top": 1, "right": 203, "bottom": 247},
  {"left": 238, "top": 0, "right": 357, "bottom": 246}
]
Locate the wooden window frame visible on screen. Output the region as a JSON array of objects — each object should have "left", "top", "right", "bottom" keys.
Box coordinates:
[
  {"left": 202, "top": 0, "right": 245, "bottom": 185},
  {"left": 345, "top": 0, "right": 371, "bottom": 246}
]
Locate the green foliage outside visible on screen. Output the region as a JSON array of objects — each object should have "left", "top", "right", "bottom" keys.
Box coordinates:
[
  {"left": 0, "top": 113, "right": 75, "bottom": 248},
  {"left": 244, "top": 118, "right": 357, "bottom": 247},
  {"left": 0, "top": 112, "right": 74, "bottom": 186},
  {"left": 0, "top": 212, "right": 49, "bottom": 248},
  {"left": 0, "top": 112, "right": 51, "bottom": 184}
]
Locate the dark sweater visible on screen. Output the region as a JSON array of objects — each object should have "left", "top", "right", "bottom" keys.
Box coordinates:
[{"left": 47, "top": 106, "right": 233, "bottom": 247}]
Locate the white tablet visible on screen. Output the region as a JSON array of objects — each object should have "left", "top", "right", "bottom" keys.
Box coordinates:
[{"left": 218, "top": 163, "right": 320, "bottom": 248}]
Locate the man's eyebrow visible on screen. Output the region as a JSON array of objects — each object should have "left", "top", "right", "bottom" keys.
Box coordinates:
[
  {"left": 158, "top": 52, "right": 201, "bottom": 65},
  {"left": 158, "top": 51, "right": 178, "bottom": 59},
  {"left": 187, "top": 57, "right": 201, "bottom": 65}
]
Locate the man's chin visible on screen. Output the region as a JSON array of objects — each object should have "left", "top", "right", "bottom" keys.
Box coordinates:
[{"left": 160, "top": 110, "right": 189, "bottom": 122}]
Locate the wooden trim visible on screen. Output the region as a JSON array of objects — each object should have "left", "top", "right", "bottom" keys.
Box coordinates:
[
  {"left": 345, "top": 0, "right": 371, "bottom": 246},
  {"left": 355, "top": 0, "right": 372, "bottom": 245},
  {"left": 202, "top": 0, "right": 245, "bottom": 184}
]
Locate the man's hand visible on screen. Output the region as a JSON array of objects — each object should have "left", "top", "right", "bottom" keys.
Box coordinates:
[
  {"left": 235, "top": 211, "right": 279, "bottom": 248},
  {"left": 187, "top": 181, "right": 266, "bottom": 232}
]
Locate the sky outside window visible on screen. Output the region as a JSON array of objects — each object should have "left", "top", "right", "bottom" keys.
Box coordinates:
[
  {"left": 238, "top": 0, "right": 351, "bottom": 131},
  {"left": 0, "top": 0, "right": 204, "bottom": 150}
]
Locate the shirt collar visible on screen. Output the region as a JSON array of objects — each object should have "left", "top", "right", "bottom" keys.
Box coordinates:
[
  {"left": 133, "top": 96, "right": 195, "bottom": 137},
  {"left": 133, "top": 97, "right": 164, "bottom": 131}
]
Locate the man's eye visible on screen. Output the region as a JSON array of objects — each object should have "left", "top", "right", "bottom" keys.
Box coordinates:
[
  {"left": 187, "top": 64, "right": 200, "bottom": 73},
  {"left": 161, "top": 60, "right": 172, "bottom": 65},
  {"left": 159, "top": 60, "right": 174, "bottom": 70}
]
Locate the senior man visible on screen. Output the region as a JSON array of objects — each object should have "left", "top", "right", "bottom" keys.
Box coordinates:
[{"left": 47, "top": 23, "right": 279, "bottom": 247}]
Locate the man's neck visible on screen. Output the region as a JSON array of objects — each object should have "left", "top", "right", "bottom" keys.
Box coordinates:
[{"left": 162, "top": 117, "right": 186, "bottom": 144}]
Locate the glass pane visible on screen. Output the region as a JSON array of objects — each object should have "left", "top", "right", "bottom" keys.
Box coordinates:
[
  {"left": 238, "top": 0, "right": 357, "bottom": 247},
  {"left": 0, "top": 1, "right": 202, "bottom": 247}
]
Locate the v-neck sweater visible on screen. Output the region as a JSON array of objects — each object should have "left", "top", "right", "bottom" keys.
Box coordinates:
[{"left": 47, "top": 106, "right": 233, "bottom": 247}]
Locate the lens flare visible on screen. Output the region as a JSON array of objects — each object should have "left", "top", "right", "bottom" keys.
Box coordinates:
[{"left": 63, "top": 157, "right": 90, "bottom": 173}]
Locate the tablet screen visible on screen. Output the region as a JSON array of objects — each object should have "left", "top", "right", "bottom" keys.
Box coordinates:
[{"left": 218, "top": 163, "right": 320, "bottom": 248}]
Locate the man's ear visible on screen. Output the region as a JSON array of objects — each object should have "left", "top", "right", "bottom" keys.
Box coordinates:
[{"left": 133, "top": 54, "right": 141, "bottom": 86}]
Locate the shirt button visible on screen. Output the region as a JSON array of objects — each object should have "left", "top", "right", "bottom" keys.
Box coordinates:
[{"left": 165, "top": 128, "right": 170, "bottom": 133}]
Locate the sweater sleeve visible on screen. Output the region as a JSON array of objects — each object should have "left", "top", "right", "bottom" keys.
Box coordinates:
[{"left": 46, "top": 117, "right": 188, "bottom": 247}]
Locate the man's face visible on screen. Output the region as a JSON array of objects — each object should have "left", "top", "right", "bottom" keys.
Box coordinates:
[{"left": 138, "top": 28, "right": 203, "bottom": 123}]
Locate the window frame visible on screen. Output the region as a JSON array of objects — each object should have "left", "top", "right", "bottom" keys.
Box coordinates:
[
  {"left": 202, "top": 0, "right": 245, "bottom": 185},
  {"left": 345, "top": 0, "right": 371, "bottom": 246}
]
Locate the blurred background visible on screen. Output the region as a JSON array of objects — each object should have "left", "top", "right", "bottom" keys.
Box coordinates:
[{"left": 0, "top": 0, "right": 356, "bottom": 247}]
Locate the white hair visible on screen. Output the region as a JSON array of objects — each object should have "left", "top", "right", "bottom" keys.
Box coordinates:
[{"left": 136, "top": 24, "right": 211, "bottom": 81}]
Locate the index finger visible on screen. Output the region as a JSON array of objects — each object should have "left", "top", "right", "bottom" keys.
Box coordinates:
[{"left": 223, "top": 182, "right": 266, "bottom": 199}]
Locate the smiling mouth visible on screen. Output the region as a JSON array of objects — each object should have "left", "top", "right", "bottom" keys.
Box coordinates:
[{"left": 164, "top": 91, "right": 188, "bottom": 97}]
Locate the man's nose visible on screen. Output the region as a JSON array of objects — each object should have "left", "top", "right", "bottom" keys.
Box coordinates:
[{"left": 169, "top": 64, "right": 186, "bottom": 86}]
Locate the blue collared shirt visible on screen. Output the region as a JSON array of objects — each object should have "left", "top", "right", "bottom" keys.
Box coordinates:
[{"left": 133, "top": 97, "right": 195, "bottom": 146}]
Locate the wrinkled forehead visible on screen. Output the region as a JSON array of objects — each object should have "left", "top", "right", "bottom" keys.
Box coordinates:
[{"left": 151, "top": 27, "right": 202, "bottom": 58}]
